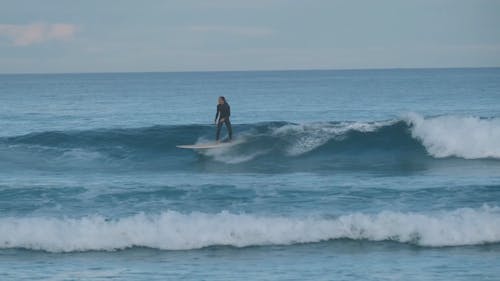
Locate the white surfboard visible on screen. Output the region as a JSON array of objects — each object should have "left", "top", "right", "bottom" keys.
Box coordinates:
[{"left": 176, "top": 141, "right": 238, "bottom": 150}]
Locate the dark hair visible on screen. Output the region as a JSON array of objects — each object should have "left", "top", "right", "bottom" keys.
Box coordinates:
[{"left": 219, "top": 96, "right": 226, "bottom": 102}]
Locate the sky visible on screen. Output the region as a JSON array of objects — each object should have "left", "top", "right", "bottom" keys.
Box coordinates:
[{"left": 0, "top": 0, "right": 499, "bottom": 73}]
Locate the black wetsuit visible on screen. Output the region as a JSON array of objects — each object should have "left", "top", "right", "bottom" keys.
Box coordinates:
[{"left": 215, "top": 102, "right": 232, "bottom": 141}]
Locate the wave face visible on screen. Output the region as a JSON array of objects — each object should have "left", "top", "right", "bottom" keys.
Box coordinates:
[
  {"left": 1, "top": 207, "right": 499, "bottom": 252},
  {"left": 1, "top": 114, "right": 499, "bottom": 172}
]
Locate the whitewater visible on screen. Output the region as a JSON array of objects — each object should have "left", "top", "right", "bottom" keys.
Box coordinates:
[
  {"left": 1, "top": 68, "right": 499, "bottom": 280},
  {"left": 2, "top": 206, "right": 500, "bottom": 252}
]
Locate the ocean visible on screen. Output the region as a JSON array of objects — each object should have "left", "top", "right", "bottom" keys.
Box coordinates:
[{"left": 1, "top": 68, "right": 499, "bottom": 280}]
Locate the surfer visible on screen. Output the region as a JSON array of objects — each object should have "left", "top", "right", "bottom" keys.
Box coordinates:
[{"left": 215, "top": 96, "right": 232, "bottom": 142}]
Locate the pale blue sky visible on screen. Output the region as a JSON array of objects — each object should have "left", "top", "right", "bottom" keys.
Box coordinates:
[{"left": 1, "top": 0, "right": 499, "bottom": 73}]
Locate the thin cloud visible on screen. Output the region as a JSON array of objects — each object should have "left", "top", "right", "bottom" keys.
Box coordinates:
[
  {"left": 0, "top": 23, "right": 77, "bottom": 46},
  {"left": 186, "top": 25, "right": 273, "bottom": 37}
]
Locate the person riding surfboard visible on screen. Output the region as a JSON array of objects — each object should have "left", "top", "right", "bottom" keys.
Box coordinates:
[{"left": 214, "top": 96, "right": 232, "bottom": 143}]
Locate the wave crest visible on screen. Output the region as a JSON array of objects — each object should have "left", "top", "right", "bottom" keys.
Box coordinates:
[
  {"left": 407, "top": 113, "right": 500, "bottom": 159},
  {"left": 1, "top": 207, "right": 499, "bottom": 252}
]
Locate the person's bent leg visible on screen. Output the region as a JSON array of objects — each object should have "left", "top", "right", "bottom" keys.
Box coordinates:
[{"left": 225, "top": 119, "right": 232, "bottom": 140}]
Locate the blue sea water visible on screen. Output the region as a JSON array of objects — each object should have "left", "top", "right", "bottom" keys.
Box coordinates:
[{"left": 0, "top": 68, "right": 500, "bottom": 280}]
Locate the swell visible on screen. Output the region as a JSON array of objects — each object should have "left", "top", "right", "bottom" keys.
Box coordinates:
[
  {"left": 0, "top": 114, "right": 499, "bottom": 172},
  {"left": 1, "top": 206, "right": 499, "bottom": 252}
]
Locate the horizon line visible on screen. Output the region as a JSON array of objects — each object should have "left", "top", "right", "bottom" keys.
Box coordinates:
[{"left": 1, "top": 65, "right": 499, "bottom": 75}]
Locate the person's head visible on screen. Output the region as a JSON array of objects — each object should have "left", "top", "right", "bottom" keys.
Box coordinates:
[{"left": 218, "top": 96, "right": 226, "bottom": 104}]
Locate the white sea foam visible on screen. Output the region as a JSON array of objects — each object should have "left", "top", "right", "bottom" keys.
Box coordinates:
[
  {"left": 199, "top": 121, "right": 391, "bottom": 162},
  {"left": 407, "top": 113, "right": 500, "bottom": 159},
  {"left": 202, "top": 148, "right": 269, "bottom": 164},
  {"left": 271, "top": 121, "right": 393, "bottom": 156},
  {"left": 193, "top": 137, "right": 267, "bottom": 164},
  {"left": 1, "top": 207, "right": 499, "bottom": 252},
  {"left": 60, "top": 148, "right": 104, "bottom": 161}
]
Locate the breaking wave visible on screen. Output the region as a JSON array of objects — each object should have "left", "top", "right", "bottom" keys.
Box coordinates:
[
  {"left": 1, "top": 206, "right": 499, "bottom": 252},
  {"left": 407, "top": 113, "right": 500, "bottom": 159},
  {"left": 0, "top": 113, "right": 498, "bottom": 172}
]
